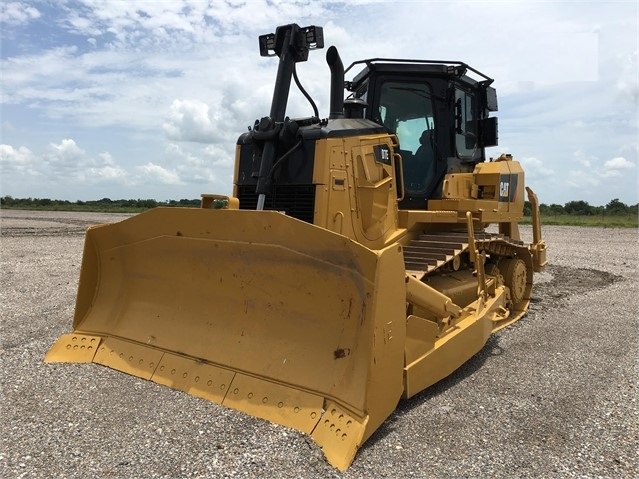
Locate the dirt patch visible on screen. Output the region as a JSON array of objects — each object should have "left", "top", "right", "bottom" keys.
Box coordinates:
[
  {"left": 531, "top": 264, "right": 621, "bottom": 308},
  {"left": 0, "top": 210, "right": 131, "bottom": 237},
  {"left": 0, "top": 215, "right": 96, "bottom": 237}
]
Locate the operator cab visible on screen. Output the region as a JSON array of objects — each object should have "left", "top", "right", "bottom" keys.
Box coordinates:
[
  {"left": 345, "top": 60, "right": 499, "bottom": 209},
  {"left": 234, "top": 25, "right": 499, "bottom": 220}
]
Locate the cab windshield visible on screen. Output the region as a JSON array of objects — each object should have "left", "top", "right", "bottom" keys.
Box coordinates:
[{"left": 377, "top": 81, "right": 436, "bottom": 195}]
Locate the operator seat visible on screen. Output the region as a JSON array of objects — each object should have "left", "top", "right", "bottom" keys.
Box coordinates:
[{"left": 406, "top": 130, "right": 435, "bottom": 193}]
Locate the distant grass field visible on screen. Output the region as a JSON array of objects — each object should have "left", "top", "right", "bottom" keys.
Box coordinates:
[
  {"left": 4, "top": 204, "right": 637, "bottom": 228},
  {"left": 2, "top": 204, "right": 149, "bottom": 213},
  {"left": 522, "top": 215, "right": 638, "bottom": 228}
]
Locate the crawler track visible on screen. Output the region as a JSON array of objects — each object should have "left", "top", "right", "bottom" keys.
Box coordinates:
[
  {"left": 403, "top": 230, "right": 533, "bottom": 326},
  {"left": 404, "top": 231, "right": 526, "bottom": 278}
]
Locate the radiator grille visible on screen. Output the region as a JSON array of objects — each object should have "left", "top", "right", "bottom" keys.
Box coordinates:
[{"left": 237, "top": 185, "right": 316, "bottom": 223}]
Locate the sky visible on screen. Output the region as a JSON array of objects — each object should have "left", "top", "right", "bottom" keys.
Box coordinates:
[{"left": 1, "top": 0, "right": 637, "bottom": 207}]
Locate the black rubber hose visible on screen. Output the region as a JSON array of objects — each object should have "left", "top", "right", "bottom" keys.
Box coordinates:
[{"left": 293, "top": 65, "right": 319, "bottom": 119}]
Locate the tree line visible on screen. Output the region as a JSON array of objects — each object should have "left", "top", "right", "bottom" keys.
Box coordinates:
[
  {"left": 0, "top": 196, "right": 200, "bottom": 211},
  {"left": 1, "top": 195, "right": 637, "bottom": 216},
  {"left": 524, "top": 198, "right": 638, "bottom": 217}
]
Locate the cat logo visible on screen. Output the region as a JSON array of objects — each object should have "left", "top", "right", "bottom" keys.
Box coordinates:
[{"left": 498, "top": 173, "right": 518, "bottom": 202}]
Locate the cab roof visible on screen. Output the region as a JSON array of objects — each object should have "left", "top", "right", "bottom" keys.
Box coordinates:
[{"left": 345, "top": 59, "right": 494, "bottom": 92}]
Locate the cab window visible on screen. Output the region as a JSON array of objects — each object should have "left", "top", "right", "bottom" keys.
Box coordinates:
[
  {"left": 377, "top": 81, "right": 435, "bottom": 195},
  {"left": 455, "top": 88, "right": 477, "bottom": 157}
]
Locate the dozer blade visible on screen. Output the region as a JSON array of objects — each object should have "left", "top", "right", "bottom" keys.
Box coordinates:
[{"left": 45, "top": 207, "right": 408, "bottom": 470}]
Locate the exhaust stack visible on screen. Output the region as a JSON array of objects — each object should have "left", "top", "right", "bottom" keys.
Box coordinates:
[{"left": 326, "top": 46, "right": 344, "bottom": 119}]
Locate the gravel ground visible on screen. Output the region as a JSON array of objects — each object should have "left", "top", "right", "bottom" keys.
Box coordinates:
[{"left": 1, "top": 209, "right": 637, "bottom": 478}]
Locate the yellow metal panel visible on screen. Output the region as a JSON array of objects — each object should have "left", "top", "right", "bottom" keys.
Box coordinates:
[
  {"left": 47, "top": 208, "right": 410, "bottom": 471},
  {"left": 44, "top": 333, "right": 101, "bottom": 363},
  {"left": 83, "top": 235, "right": 372, "bottom": 412},
  {"left": 357, "top": 243, "right": 407, "bottom": 444},
  {"left": 327, "top": 169, "right": 350, "bottom": 235},
  {"left": 403, "top": 290, "right": 506, "bottom": 398},
  {"left": 151, "top": 353, "right": 235, "bottom": 404},
  {"left": 398, "top": 210, "right": 459, "bottom": 229},
  {"left": 311, "top": 400, "right": 368, "bottom": 471},
  {"left": 404, "top": 315, "right": 438, "bottom": 365},
  {"left": 93, "top": 337, "right": 164, "bottom": 380},
  {"left": 441, "top": 173, "right": 474, "bottom": 199},
  {"left": 349, "top": 139, "right": 397, "bottom": 246},
  {"left": 313, "top": 135, "right": 402, "bottom": 249},
  {"left": 223, "top": 373, "right": 324, "bottom": 434},
  {"left": 62, "top": 209, "right": 384, "bottom": 413}
]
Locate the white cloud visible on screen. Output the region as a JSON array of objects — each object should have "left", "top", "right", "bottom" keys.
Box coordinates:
[
  {"left": 164, "top": 142, "right": 232, "bottom": 189},
  {"left": 519, "top": 156, "right": 556, "bottom": 184},
  {"left": 566, "top": 153, "right": 637, "bottom": 199},
  {"left": 90, "top": 165, "right": 127, "bottom": 180},
  {"left": 137, "top": 162, "right": 182, "bottom": 185},
  {"left": 203, "top": 144, "right": 234, "bottom": 167},
  {"left": 40, "top": 139, "right": 129, "bottom": 184},
  {"left": 0, "top": 144, "right": 38, "bottom": 175},
  {"left": 599, "top": 156, "right": 635, "bottom": 179},
  {"left": 0, "top": 2, "right": 40, "bottom": 26},
  {"left": 599, "top": 169, "right": 622, "bottom": 179},
  {"left": 163, "top": 99, "right": 226, "bottom": 143},
  {"left": 88, "top": 153, "right": 127, "bottom": 180},
  {"left": 566, "top": 169, "right": 601, "bottom": 189},
  {"left": 46, "top": 138, "right": 86, "bottom": 165},
  {"left": 573, "top": 149, "right": 597, "bottom": 168},
  {"left": 53, "top": 0, "right": 335, "bottom": 51},
  {"left": 0, "top": 139, "right": 133, "bottom": 199},
  {"left": 604, "top": 156, "right": 635, "bottom": 170}
]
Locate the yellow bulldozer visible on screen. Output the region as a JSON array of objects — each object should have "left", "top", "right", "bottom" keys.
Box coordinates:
[{"left": 46, "top": 24, "right": 547, "bottom": 470}]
